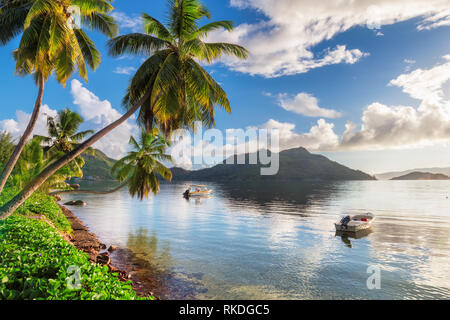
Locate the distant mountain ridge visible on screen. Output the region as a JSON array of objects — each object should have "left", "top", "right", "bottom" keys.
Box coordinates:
[
  {"left": 171, "top": 147, "right": 376, "bottom": 182},
  {"left": 376, "top": 167, "right": 450, "bottom": 180},
  {"left": 391, "top": 172, "right": 450, "bottom": 180}
]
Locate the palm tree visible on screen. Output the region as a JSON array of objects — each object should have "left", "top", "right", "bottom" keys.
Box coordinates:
[
  {"left": 35, "top": 108, "right": 94, "bottom": 179},
  {"left": 10, "top": 137, "right": 80, "bottom": 192},
  {"left": 35, "top": 108, "right": 94, "bottom": 153},
  {"left": 0, "top": 0, "right": 248, "bottom": 219},
  {"left": 112, "top": 130, "right": 173, "bottom": 200},
  {"left": 0, "top": 0, "right": 118, "bottom": 193},
  {"left": 107, "top": 0, "right": 249, "bottom": 134}
]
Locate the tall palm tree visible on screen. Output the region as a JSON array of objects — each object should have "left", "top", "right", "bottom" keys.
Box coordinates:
[
  {"left": 0, "top": 0, "right": 248, "bottom": 219},
  {"left": 112, "top": 130, "right": 173, "bottom": 200},
  {"left": 0, "top": 0, "right": 118, "bottom": 193},
  {"left": 107, "top": 0, "right": 249, "bottom": 134}
]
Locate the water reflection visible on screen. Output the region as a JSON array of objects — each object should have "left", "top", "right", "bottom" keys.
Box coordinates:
[
  {"left": 336, "top": 229, "right": 373, "bottom": 248},
  {"left": 111, "top": 228, "right": 208, "bottom": 299},
  {"left": 67, "top": 180, "right": 450, "bottom": 299}
]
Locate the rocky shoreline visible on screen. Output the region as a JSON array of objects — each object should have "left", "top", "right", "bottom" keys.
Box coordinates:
[{"left": 58, "top": 204, "right": 160, "bottom": 299}]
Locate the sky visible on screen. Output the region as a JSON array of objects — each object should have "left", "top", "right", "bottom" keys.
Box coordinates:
[{"left": 1, "top": 0, "right": 450, "bottom": 174}]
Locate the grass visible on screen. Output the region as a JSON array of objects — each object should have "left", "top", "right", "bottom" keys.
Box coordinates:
[{"left": 0, "top": 187, "right": 151, "bottom": 300}]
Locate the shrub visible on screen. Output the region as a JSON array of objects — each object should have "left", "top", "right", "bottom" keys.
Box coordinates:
[
  {"left": 0, "top": 187, "right": 71, "bottom": 233},
  {"left": 0, "top": 216, "right": 148, "bottom": 300}
]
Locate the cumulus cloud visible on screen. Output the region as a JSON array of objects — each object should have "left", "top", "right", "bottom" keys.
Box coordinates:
[
  {"left": 113, "top": 66, "right": 137, "bottom": 75},
  {"left": 341, "top": 57, "right": 450, "bottom": 150},
  {"left": 270, "top": 56, "right": 450, "bottom": 152},
  {"left": 208, "top": 0, "right": 450, "bottom": 77},
  {"left": 0, "top": 105, "right": 58, "bottom": 141},
  {"left": 260, "top": 119, "right": 340, "bottom": 151},
  {"left": 70, "top": 80, "right": 138, "bottom": 159},
  {"left": 278, "top": 92, "right": 342, "bottom": 118},
  {"left": 170, "top": 56, "right": 450, "bottom": 169},
  {"left": 0, "top": 82, "right": 138, "bottom": 159}
]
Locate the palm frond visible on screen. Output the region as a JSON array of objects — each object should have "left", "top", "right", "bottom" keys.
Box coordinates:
[{"left": 107, "top": 33, "right": 169, "bottom": 57}]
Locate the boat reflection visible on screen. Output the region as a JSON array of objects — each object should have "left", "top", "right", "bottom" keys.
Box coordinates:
[
  {"left": 184, "top": 195, "right": 211, "bottom": 204},
  {"left": 335, "top": 229, "right": 373, "bottom": 248}
]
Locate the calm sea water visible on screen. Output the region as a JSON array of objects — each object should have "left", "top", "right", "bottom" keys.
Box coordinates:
[{"left": 63, "top": 180, "right": 450, "bottom": 300}]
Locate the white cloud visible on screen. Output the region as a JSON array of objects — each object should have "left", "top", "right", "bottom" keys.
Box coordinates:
[
  {"left": 111, "top": 11, "right": 143, "bottom": 33},
  {"left": 417, "top": 9, "right": 450, "bottom": 30},
  {"left": 260, "top": 119, "right": 340, "bottom": 151},
  {"left": 233, "top": 56, "right": 450, "bottom": 153},
  {"left": 278, "top": 92, "right": 342, "bottom": 118},
  {"left": 0, "top": 104, "right": 58, "bottom": 142},
  {"left": 341, "top": 57, "right": 450, "bottom": 150},
  {"left": 389, "top": 59, "right": 450, "bottom": 105},
  {"left": 113, "top": 66, "right": 137, "bottom": 75},
  {"left": 208, "top": 0, "right": 450, "bottom": 77},
  {"left": 0, "top": 82, "right": 138, "bottom": 160},
  {"left": 70, "top": 80, "right": 138, "bottom": 159}
]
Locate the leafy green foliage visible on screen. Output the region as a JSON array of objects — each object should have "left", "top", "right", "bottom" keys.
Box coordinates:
[
  {"left": 0, "top": 215, "right": 149, "bottom": 300},
  {"left": 107, "top": 0, "right": 249, "bottom": 135},
  {"left": 8, "top": 136, "right": 82, "bottom": 193},
  {"left": 0, "top": 131, "right": 15, "bottom": 168},
  {"left": 1, "top": 0, "right": 118, "bottom": 84},
  {"left": 112, "top": 131, "right": 172, "bottom": 200},
  {"left": 0, "top": 186, "right": 71, "bottom": 232}
]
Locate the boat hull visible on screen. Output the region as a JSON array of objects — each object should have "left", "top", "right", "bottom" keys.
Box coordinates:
[
  {"left": 335, "top": 223, "right": 372, "bottom": 232},
  {"left": 335, "top": 213, "right": 374, "bottom": 232},
  {"left": 187, "top": 191, "right": 212, "bottom": 197}
]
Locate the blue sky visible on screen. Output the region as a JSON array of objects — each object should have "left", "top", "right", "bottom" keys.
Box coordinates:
[{"left": 1, "top": 0, "right": 450, "bottom": 174}]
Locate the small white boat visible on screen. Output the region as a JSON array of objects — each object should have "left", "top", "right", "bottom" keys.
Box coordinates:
[
  {"left": 183, "top": 185, "right": 212, "bottom": 197},
  {"left": 335, "top": 213, "right": 374, "bottom": 232}
]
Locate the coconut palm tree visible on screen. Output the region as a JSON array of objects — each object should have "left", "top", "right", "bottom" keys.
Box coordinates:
[
  {"left": 107, "top": 0, "right": 249, "bottom": 134},
  {"left": 0, "top": 0, "right": 118, "bottom": 193},
  {"left": 111, "top": 130, "right": 173, "bottom": 200},
  {"left": 35, "top": 108, "right": 94, "bottom": 153},
  {"left": 35, "top": 108, "right": 94, "bottom": 178},
  {"left": 0, "top": 0, "right": 248, "bottom": 219}
]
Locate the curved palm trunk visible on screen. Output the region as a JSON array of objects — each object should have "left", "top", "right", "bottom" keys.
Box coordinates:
[
  {"left": 0, "top": 92, "right": 150, "bottom": 220},
  {"left": 49, "top": 179, "right": 129, "bottom": 196},
  {"left": 0, "top": 74, "right": 45, "bottom": 194}
]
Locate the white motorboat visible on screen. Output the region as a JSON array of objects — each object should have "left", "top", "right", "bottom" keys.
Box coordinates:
[
  {"left": 335, "top": 213, "right": 375, "bottom": 232},
  {"left": 183, "top": 185, "right": 212, "bottom": 197}
]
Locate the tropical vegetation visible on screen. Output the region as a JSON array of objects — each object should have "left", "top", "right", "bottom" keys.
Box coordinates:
[
  {"left": 112, "top": 130, "right": 172, "bottom": 200},
  {"left": 0, "top": 0, "right": 118, "bottom": 193},
  {"left": 0, "top": 0, "right": 248, "bottom": 219},
  {"left": 0, "top": 215, "right": 146, "bottom": 300}
]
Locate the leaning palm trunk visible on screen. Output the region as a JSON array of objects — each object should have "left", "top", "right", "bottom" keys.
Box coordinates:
[
  {"left": 49, "top": 179, "right": 129, "bottom": 196},
  {"left": 0, "top": 74, "right": 45, "bottom": 194},
  {"left": 0, "top": 92, "right": 150, "bottom": 220}
]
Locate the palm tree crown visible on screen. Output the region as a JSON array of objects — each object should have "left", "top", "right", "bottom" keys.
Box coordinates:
[
  {"left": 1, "top": 0, "right": 118, "bottom": 84},
  {"left": 108, "top": 0, "right": 249, "bottom": 135},
  {"left": 111, "top": 130, "right": 173, "bottom": 200},
  {"left": 36, "top": 108, "right": 94, "bottom": 153}
]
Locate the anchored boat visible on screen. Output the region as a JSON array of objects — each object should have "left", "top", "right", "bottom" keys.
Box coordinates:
[
  {"left": 335, "top": 213, "right": 374, "bottom": 232},
  {"left": 183, "top": 185, "right": 212, "bottom": 198}
]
